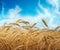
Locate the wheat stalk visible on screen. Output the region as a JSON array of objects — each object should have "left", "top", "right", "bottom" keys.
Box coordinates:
[
  {"left": 42, "top": 19, "right": 48, "bottom": 27},
  {"left": 4, "top": 25, "right": 12, "bottom": 32},
  {"left": 16, "top": 19, "right": 22, "bottom": 23},
  {"left": 55, "top": 26, "right": 60, "bottom": 30},
  {"left": 22, "top": 23, "right": 37, "bottom": 30},
  {"left": 20, "top": 20, "right": 29, "bottom": 25},
  {"left": 22, "top": 26, "right": 30, "bottom": 30},
  {"left": 16, "top": 19, "right": 29, "bottom": 25},
  {"left": 9, "top": 23, "right": 20, "bottom": 27},
  {"left": 1, "top": 24, "right": 11, "bottom": 32},
  {"left": 31, "top": 23, "right": 37, "bottom": 28}
]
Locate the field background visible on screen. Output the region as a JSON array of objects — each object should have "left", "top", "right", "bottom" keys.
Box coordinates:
[
  {"left": 0, "top": 0, "right": 60, "bottom": 50},
  {"left": 0, "top": 19, "right": 60, "bottom": 50}
]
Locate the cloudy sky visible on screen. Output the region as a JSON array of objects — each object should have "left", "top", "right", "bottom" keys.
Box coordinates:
[{"left": 0, "top": 0, "right": 60, "bottom": 29}]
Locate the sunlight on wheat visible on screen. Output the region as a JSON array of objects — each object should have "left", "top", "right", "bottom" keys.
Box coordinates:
[{"left": 0, "top": 18, "right": 60, "bottom": 50}]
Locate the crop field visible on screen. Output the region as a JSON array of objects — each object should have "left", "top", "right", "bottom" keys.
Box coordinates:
[{"left": 0, "top": 19, "right": 60, "bottom": 50}]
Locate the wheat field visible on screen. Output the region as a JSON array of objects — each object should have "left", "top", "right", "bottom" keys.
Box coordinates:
[{"left": 0, "top": 19, "right": 60, "bottom": 50}]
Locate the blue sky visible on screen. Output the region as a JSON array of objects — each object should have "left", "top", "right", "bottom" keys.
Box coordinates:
[
  {"left": 0, "top": 0, "right": 2, "bottom": 13},
  {"left": 0, "top": 0, "right": 60, "bottom": 29},
  {"left": 2, "top": 0, "right": 38, "bottom": 16}
]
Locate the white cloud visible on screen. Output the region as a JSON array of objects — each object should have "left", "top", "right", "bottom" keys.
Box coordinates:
[
  {"left": 8, "top": 5, "right": 22, "bottom": 19},
  {"left": 47, "top": 0, "right": 60, "bottom": 14}
]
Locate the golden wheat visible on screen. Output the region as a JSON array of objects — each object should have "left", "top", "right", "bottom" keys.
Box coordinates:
[
  {"left": 42, "top": 19, "right": 48, "bottom": 27},
  {"left": 55, "top": 26, "right": 60, "bottom": 30},
  {"left": 0, "top": 19, "right": 60, "bottom": 50},
  {"left": 16, "top": 19, "right": 29, "bottom": 25},
  {"left": 20, "top": 21, "right": 29, "bottom": 25},
  {"left": 9, "top": 23, "right": 20, "bottom": 27},
  {"left": 22, "top": 23, "right": 37, "bottom": 30},
  {"left": 16, "top": 19, "right": 22, "bottom": 23}
]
